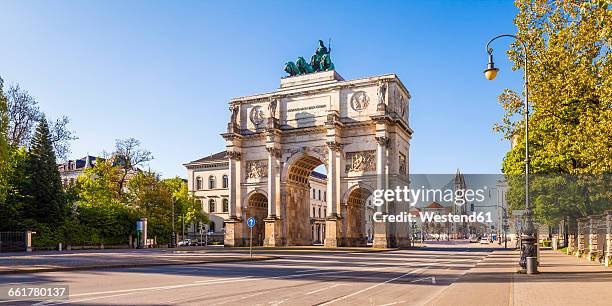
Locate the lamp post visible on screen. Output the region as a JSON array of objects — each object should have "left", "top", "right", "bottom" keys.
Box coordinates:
[
  {"left": 171, "top": 198, "right": 176, "bottom": 248},
  {"left": 484, "top": 34, "right": 537, "bottom": 274}
]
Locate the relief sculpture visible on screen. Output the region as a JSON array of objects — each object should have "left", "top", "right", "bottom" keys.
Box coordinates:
[
  {"left": 345, "top": 151, "right": 376, "bottom": 172},
  {"left": 246, "top": 160, "right": 268, "bottom": 178}
]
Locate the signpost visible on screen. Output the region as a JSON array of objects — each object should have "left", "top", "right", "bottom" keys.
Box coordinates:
[{"left": 247, "top": 217, "right": 256, "bottom": 260}]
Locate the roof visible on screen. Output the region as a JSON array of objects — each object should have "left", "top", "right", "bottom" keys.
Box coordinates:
[
  {"left": 58, "top": 155, "right": 101, "bottom": 171},
  {"left": 310, "top": 171, "right": 327, "bottom": 180},
  {"left": 426, "top": 202, "right": 444, "bottom": 209},
  {"left": 187, "top": 151, "right": 228, "bottom": 164}
]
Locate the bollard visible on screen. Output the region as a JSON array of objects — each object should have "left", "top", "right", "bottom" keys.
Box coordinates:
[{"left": 526, "top": 257, "right": 538, "bottom": 274}]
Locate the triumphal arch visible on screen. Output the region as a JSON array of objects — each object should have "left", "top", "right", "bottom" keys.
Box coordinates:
[{"left": 222, "top": 44, "right": 413, "bottom": 248}]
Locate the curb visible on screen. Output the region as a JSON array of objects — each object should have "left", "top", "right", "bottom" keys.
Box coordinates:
[
  {"left": 0, "top": 256, "right": 278, "bottom": 275},
  {"left": 174, "top": 247, "right": 400, "bottom": 254}
]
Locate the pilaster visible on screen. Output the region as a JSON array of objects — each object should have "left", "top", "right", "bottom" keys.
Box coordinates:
[
  {"left": 606, "top": 211, "right": 612, "bottom": 266},
  {"left": 577, "top": 218, "right": 587, "bottom": 257},
  {"left": 588, "top": 215, "right": 601, "bottom": 261}
]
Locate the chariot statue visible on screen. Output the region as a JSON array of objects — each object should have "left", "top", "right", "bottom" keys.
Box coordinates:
[{"left": 284, "top": 40, "right": 335, "bottom": 77}]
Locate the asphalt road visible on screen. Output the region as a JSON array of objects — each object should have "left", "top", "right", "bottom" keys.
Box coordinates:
[{"left": 0, "top": 244, "right": 497, "bottom": 306}]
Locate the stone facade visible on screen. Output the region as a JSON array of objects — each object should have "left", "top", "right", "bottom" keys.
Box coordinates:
[{"left": 221, "top": 70, "right": 412, "bottom": 247}]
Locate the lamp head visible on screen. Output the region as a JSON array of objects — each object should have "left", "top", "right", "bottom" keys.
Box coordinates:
[{"left": 484, "top": 49, "right": 499, "bottom": 80}]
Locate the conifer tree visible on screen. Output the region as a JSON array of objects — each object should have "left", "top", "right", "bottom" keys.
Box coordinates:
[{"left": 24, "top": 116, "right": 66, "bottom": 224}]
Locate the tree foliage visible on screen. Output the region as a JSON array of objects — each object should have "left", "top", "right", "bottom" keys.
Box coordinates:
[
  {"left": 499, "top": 0, "right": 612, "bottom": 224},
  {"left": 498, "top": 0, "right": 612, "bottom": 175},
  {"left": 22, "top": 117, "right": 66, "bottom": 225}
]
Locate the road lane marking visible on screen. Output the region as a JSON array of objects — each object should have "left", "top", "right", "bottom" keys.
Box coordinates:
[
  {"left": 408, "top": 276, "right": 436, "bottom": 285},
  {"left": 305, "top": 283, "right": 345, "bottom": 295},
  {"left": 41, "top": 260, "right": 436, "bottom": 305},
  {"left": 379, "top": 301, "right": 407, "bottom": 306},
  {"left": 319, "top": 268, "right": 427, "bottom": 306},
  {"left": 294, "top": 269, "right": 321, "bottom": 273}
]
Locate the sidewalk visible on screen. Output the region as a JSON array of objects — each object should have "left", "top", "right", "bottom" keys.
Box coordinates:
[
  {"left": 0, "top": 248, "right": 275, "bottom": 274},
  {"left": 427, "top": 249, "right": 612, "bottom": 306}
]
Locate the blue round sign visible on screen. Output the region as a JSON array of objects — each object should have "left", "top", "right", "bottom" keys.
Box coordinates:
[{"left": 247, "top": 217, "right": 256, "bottom": 228}]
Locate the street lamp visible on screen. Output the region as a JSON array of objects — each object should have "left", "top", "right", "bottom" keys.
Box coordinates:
[
  {"left": 171, "top": 198, "right": 176, "bottom": 248},
  {"left": 484, "top": 34, "right": 537, "bottom": 274}
]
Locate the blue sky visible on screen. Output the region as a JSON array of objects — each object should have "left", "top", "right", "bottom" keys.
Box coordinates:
[{"left": 0, "top": 0, "right": 523, "bottom": 177}]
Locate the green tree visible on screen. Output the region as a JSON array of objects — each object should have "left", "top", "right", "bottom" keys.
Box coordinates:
[
  {"left": 22, "top": 117, "right": 66, "bottom": 225},
  {"left": 499, "top": 0, "right": 612, "bottom": 175},
  {"left": 0, "top": 76, "right": 9, "bottom": 204},
  {"left": 163, "top": 177, "right": 208, "bottom": 228},
  {"left": 499, "top": 0, "right": 612, "bottom": 224}
]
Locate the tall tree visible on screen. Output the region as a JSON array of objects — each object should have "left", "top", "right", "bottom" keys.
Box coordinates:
[
  {"left": 23, "top": 117, "right": 66, "bottom": 224},
  {"left": 0, "top": 77, "right": 10, "bottom": 204},
  {"left": 498, "top": 0, "right": 612, "bottom": 223},
  {"left": 498, "top": 0, "right": 612, "bottom": 175}
]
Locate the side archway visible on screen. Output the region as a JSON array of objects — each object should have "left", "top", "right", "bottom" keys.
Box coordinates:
[
  {"left": 246, "top": 192, "right": 268, "bottom": 246},
  {"left": 342, "top": 184, "right": 373, "bottom": 247}
]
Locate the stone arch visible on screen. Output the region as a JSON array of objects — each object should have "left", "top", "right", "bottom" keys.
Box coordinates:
[
  {"left": 246, "top": 191, "right": 268, "bottom": 246},
  {"left": 341, "top": 182, "right": 375, "bottom": 205},
  {"left": 243, "top": 188, "right": 268, "bottom": 205},
  {"left": 282, "top": 150, "right": 328, "bottom": 183},
  {"left": 282, "top": 152, "right": 327, "bottom": 246},
  {"left": 342, "top": 185, "right": 372, "bottom": 246}
]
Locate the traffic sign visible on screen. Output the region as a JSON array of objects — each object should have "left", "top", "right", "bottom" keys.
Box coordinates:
[{"left": 247, "top": 217, "right": 256, "bottom": 228}]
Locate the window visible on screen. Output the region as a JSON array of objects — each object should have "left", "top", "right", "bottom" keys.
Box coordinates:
[
  {"left": 222, "top": 175, "right": 228, "bottom": 188},
  {"left": 323, "top": 207, "right": 326, "bottom": 217},
  {"left": 324, "top": 191, "right": 326, "bottom": 202},
  {"left": 209, "top": 222, "right": 216, "bottom": 233},
  {"left": 209, "top": 176, "right": 216, "bottom": 189},
  {"left": 312, "top": 189, "right": 316, "bottom": 199},
  {"left": 222, "top": 198, "right": 229, "bottom": 212},
  {"left": 318, "top": 207, "right": 321, "bottom": 218},
  {"left": 196, "top": 177, "right": 202, "bottom": 190},
  {"left": 208, "top": 199, "right": 216, "bottom": 212},
  {"left": 313, "top": 207, "right": 316, "bottom": 217},
  {"left": 318, "top": 190, "right": 321, "bottom": 201}
]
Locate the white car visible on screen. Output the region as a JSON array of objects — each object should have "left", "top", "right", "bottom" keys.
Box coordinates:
[
  {"left": 178, "top": 239, "right": 192, "bottom": 246},
  {"left": 480, "top": 238, "right": 489, "bottom": 244}
]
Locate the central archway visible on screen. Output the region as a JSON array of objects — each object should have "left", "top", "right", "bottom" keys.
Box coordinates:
[{"left": 283, "top": 153, "right": 327, "bottom": 246}]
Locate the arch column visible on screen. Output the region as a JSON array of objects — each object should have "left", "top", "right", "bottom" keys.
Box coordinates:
[
  {"left": 224, "top": 150, "right": 245, "bottom": 246},
  {"left": 325, "top": 141, "right": 342, "bottom": 247},
  {"left": 373, "top": 135, "right": 393, "bottom": 248},
  {"left": 264, "top": 147, "right": 282, "bottom": 246}
]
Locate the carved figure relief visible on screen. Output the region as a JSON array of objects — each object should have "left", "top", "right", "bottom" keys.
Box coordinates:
[
  {"left": 268, "top": 98, "right": 278, "bottom": 118},
  {"left": 399, "top": 153, "right": 407, "bottom": 175},
  {"left": 246, "top": 160, "right": 268, "bottom": 179},
  {"left": 377, "top": 81, "right": 387, "bottom": 106},
  {"left": 350, "top": 91, "right": 370, "bottom": 111},
  {"left": 250, "top": 106, "right": 265, "bottom": 125},
  {"left": 398, "top": 94, "right": 407, "bottom": 117},
  {"left": 345, "top": 151, "right": 376, "bottom": 172},
  {"left": 229, "top": 105, "right": 239, "bottom": 125}
]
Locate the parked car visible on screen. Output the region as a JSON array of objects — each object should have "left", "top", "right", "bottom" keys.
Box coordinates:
[
  {"left": 480, "top": 238, "right": 489, "bottom": 244},
  {"left": 178, "top": 239, "right": 193, "bottom": 246}
]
